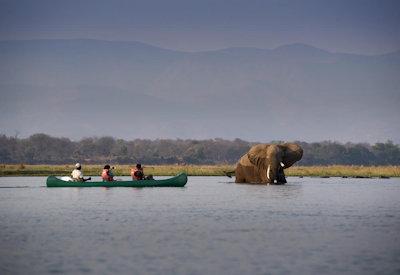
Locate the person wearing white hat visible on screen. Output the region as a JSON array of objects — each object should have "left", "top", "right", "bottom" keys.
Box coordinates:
[{"left": 71, "top": 163, "right": 91, "bottom": 182}]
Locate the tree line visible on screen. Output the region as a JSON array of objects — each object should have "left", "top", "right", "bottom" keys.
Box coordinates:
[{"left": 0, "top": 134, "right": 399, "bottom": 165}]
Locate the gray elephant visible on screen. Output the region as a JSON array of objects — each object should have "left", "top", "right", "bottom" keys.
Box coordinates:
[{"left": 228, "top": 143, "right": 303, "bottom": 184}]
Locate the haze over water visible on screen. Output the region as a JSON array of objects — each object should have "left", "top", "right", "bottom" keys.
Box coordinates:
[
  {"left": 1, "top": 0, "right": 399, "bottom": 142},
  {"left": 1, "top": 177, "right": 399, "bottom": 274}
]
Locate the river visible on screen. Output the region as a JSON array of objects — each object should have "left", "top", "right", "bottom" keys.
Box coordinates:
[{"left": 0, "top": 176, "right": 399, "bottom": 274}]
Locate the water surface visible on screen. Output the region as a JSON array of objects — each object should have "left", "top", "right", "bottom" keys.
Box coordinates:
[{"left": 1, "top": 177, "right": 399, "bottom": 274}]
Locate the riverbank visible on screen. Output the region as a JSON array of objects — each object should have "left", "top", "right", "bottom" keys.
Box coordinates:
[{"left": 0, "top": 164, "right": 399, "bottom": 177}]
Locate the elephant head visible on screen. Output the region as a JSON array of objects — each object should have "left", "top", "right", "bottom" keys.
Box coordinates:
[{"left": 247, "top": 143, "right": 303, "bottom": 183}]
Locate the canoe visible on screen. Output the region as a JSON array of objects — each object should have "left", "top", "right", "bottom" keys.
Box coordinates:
[{"left": 46, "top": 173, "right": 188, "bottom": 188}]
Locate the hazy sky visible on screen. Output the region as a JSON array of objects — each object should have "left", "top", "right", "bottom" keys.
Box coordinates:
[{"left": 0, "top": 0, "right": 399, "bottom": 54}]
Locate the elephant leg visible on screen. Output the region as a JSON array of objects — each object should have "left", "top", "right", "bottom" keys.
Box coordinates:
[
  {"left": 235, "top": 172, "right": 246, "bottom": 183},
  {"left": 235, "top": 165, "right": 246, "bottom": 183},
  {"left": 258, "top": 168, "right": 270, "bottom": 184},
  {"left": 277, "top": 167, "right": 287, "bottom": 184}
]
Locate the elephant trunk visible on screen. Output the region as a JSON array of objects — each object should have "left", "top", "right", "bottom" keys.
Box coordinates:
[{"left": 264, "top": 145, "right": 282, "bottom": 183}]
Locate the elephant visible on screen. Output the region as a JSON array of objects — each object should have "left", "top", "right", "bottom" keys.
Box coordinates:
[{"left": 229, "top": 143, "right": 303, "bottom": 184}]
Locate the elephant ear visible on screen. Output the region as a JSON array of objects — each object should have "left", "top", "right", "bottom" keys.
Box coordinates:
[
  {"left": 247, "top": 144, "right": 269, "bottom": 170},
  {"left": 279, "top": 143, "right": 303, "bottom": 168}
]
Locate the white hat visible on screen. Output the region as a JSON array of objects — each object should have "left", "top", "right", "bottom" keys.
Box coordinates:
[{"left": 75, "top": 163, "right": 81, "bottom": 168}]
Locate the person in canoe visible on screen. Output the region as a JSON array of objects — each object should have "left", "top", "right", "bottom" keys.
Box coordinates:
[
  {"left": 71, "top": 163, "right": 91, "bottom": 182},
  {"left": 131, "top": 163, "right": 154, "bottom": 180},
  {"left": 101, "top": 164, "right": 115, "bottom": 181},
  {"left": 131, "top": 163, "right": 144, "bottom": 180}
]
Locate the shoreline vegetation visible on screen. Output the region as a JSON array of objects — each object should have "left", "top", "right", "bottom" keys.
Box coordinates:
[
  {"left": 1, "top": 134, "right": 400, "bottom": 167},
  {"left": 0, "top": 164, "right": 399, "bottom": 178}
]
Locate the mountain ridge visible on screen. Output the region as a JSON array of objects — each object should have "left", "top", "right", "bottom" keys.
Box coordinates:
[
  {"left": 1, "top": 39, "right": 398, "bottom": 56},
  {"left": 0, "top": 39, "right": 399, "bottom": 142}
]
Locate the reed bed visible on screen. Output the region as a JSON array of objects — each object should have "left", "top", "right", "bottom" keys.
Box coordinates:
[
  {"left": 0, "top": 164, "right": 399, "bottom": 177},
  {"left": 285, "top": 165, "right": 400, "bottom": 178}
]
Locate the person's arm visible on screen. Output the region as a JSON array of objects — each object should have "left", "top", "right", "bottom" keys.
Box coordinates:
[
  {"left": 78, "top": 170, "right": 91, "bottom": 182},
  {"left": 78, "top": 171, "right": 83, "bottom": 180}
]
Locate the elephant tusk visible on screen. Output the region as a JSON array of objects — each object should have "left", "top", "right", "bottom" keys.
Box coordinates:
[
  {"left": 267, "top": 165, "right": 271, "bottom": 180},
  {"left": 280, "top": 162, "right": 285, "bottom": 167}
]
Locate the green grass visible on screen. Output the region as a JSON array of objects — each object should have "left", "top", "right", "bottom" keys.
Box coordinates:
[
  {"left": 0, "top": 164, "right": 399, "bottom": 177},
  {"left": 285, "top": 165, "right": 400, "bottom": 178}
]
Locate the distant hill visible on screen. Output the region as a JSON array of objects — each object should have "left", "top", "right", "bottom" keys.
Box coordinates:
[{"left": 0, "top": 39, "right": 399, "bottom": 142}]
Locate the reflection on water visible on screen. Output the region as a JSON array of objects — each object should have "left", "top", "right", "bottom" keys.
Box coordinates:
[{"left": 0, "top": 176, "right": 399, "bottom": 274}]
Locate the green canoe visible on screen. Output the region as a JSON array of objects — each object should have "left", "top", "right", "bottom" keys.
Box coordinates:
[{"left": 46, "top": 173, "right": 188, "bottom": 188}]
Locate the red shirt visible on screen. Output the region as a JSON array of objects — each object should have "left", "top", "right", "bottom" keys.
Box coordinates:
[
  {"left": 131, "top": 168, "right": 144, "bottom": 180},
  {"left": 101, "top": 169, "right": 113, "bottom": 181}
]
